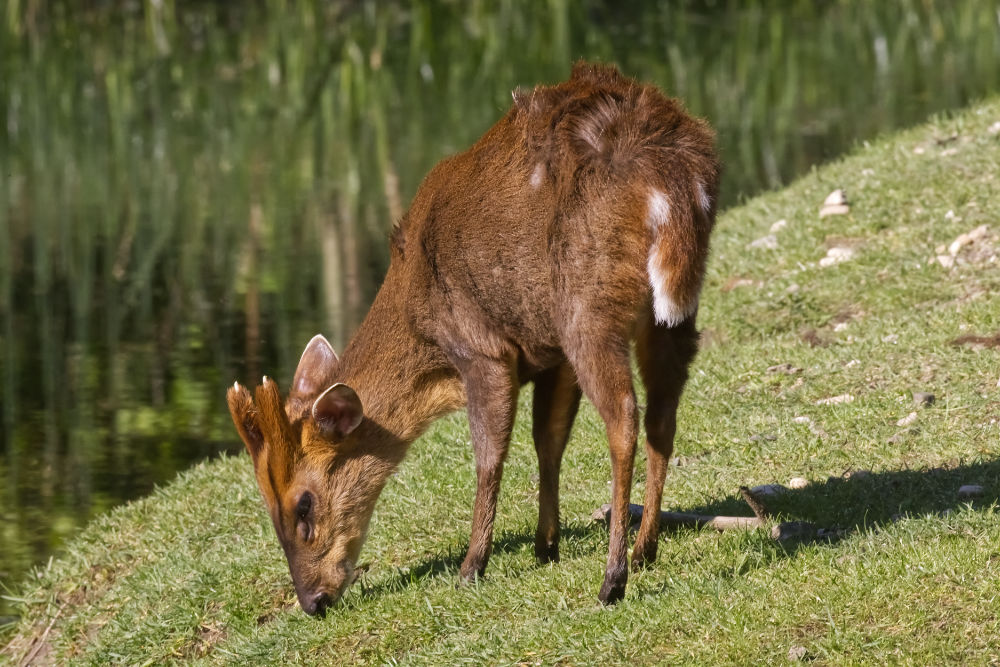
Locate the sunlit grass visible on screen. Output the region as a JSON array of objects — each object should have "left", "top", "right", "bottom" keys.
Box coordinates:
[{"left": 3, "top": 96, "right": 1000, "bottom": 664}]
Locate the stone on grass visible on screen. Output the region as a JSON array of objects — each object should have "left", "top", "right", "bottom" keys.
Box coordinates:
[
  {"left": 896, "top": 411, "right": 918, "bottom": 427},
  {"left": 788, "top": 477, "right": 809, "bottom": 490},
  {"left": 819, "top": 189, "right": 850, "bottom": 217},
  {"left": 819, "top": 246, "right": 855, "bottom": 267},
  {"left": 948, "top": 224, "right": 989, "bottom": 256},
  {"left": 958, "top": 485, "right": 984, "bottom": 499},
  {"left": 770, "top": 219, "right": 788, "bottom": 233},
  {"left": 815, "top": 393, "right": 855, "bottom": 406},
  {"left": 787, "top": 645, "right": 808, "bottom": 661},
  {"left": 748, "top": 234, "right": 778, "bottom": 250},
  {"left": 912, "top": 391, "right": 935, "bottom": 407}
]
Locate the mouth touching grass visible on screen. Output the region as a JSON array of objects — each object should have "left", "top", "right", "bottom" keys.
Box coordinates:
[{"left": 3, "top": 99, "right": 1000, "bottom": 665}]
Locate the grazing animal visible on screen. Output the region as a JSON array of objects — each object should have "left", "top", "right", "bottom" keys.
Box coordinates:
[{"left": 227, "top": 62, "right": 719, "bottom": 615}]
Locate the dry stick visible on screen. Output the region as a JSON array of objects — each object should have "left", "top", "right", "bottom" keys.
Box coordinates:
[
  {"left": 739, "top": 485, "right": 773, "bottom": 521},
  {"left": 594, "top": 502, "right": 765, "bottom": 532}
]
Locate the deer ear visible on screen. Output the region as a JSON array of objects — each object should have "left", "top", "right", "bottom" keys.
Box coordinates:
[
  {"left": 312, "top": 383, "right": 363, "bottom": 438},
  {"left": 291, "top": 335, "right": 339, "bottom": 399},
  {"left": 227, "top": 381, "right": 265, "bottom": 461}
]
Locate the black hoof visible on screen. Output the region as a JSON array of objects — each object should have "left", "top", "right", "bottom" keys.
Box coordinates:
[
  {"left": 535, "top": 540, "right": 560, "bottom": 564},
  {"left": 598, "top": 575, "right": 627, "bottom": 605}
]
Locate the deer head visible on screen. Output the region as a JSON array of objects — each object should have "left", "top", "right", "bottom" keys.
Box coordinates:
[{"left": 226, "top": 335, "right": 392, "bottom": 616}]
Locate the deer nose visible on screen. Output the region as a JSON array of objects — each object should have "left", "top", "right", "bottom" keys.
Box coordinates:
[{"left": 310, "top": 591, "right": 333, "bottom": 617}]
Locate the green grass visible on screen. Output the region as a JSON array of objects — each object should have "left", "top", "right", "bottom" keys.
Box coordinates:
[{"left": 4, "top": 99, "right": 1000, "bottom": 665}]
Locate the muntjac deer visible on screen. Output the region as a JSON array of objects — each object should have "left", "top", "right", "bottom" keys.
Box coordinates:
[{"left": 227, "top": 62, "right": 719, "bottom": 615}]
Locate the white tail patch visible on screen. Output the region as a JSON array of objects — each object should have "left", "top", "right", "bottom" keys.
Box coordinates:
[
  {"left": 646, "top": 189, "right": 694, "bottom": 326},
  {"left": 645, "top": 189, "right": 670, "bottom": 229}
]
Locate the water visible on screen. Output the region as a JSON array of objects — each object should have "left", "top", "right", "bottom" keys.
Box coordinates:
[{"left": 1, "top": 0, "right": 999, "bottom": 616}]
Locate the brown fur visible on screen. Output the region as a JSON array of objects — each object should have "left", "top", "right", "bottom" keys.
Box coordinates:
[{"left": 228, "top": 62, "right": 719, "bottom": 613}]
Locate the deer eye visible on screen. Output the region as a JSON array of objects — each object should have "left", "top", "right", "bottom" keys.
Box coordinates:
[{"left": 296, "top": 492, "right": 313, "bottom": 520}]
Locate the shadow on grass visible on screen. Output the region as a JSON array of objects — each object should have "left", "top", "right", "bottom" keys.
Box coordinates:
[
  {"left": 357, "top": 457, "right": 999, "bottom": 601},
  {"left": 355, "top": 525, "right": 597, "bottom": 599},
  {"left": 683, "top": 456, "right": 1000, "bottom": 545}
]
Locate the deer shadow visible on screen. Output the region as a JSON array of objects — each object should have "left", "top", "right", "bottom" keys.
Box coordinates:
[{"left": 354, "top": 457, "right": 999, "bottom": 600}]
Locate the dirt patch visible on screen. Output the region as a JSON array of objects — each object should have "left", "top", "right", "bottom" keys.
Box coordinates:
[
  {"left": 181, "top": 619, "right": 228, "bottom": 660},
  {"left": 951, "top": 332, "right": 1000, "bottom": 350}
]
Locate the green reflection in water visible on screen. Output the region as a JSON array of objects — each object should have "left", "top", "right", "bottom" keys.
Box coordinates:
[{"left": 1, "top": 0, "right": 998, "bottom": 617}]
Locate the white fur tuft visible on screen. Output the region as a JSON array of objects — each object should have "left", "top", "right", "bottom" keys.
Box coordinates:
[
  {"left": 646, "top": 189, "right": 694, "bottom": 326},
  {"left": 696, "top": 181, "right": 712, "bottom": 215},
  {"left": 530, "top": 163, "right": 545, "bottom": 189},
  {"left": 645, "top": 189, "right": 670, "bottom": 229}
]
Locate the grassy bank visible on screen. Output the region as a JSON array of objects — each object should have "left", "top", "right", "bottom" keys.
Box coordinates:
[{"left": 3, "top": 99, "right": 1000, "bottom": 665}]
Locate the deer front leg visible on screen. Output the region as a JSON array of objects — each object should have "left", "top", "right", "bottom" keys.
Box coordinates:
[{"left": 459, "top": 356, "right": 519, "bottom": 583}]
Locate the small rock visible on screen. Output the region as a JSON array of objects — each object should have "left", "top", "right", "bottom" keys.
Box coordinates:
[
  {"left": 771, "top": 521, "right": 816, "bottom": 541},
  {"left": 788, "top": 477, "right": 809, "bottom": 490},
  {"left": 792, "top": 416, "right": 812, "bottom": 424},
  {"left": 819, "top": 189, "right": 850, "bottom": 218},
  {"left": 823, "top": 189, "right": 848, "bottom": 206},
  {"left": 958, "top": 485, "right": 984, "bottom": 499},
  {"left": 788, "top": 645, "right": 808, "bottom": 661},
  {"left": 989, "top": 121, "right": 1000, "bottom": 136},
  {"left": 751, "top": 484, "right": 788, "bottom": 497},
  {"left": 770, "top": 219, "right": 788, "bottom": 233},
  {"left": 896, "top": 411, "right": 918, "bottom": 427},
  {"left": 935, "top": 254, "right": 955, "bottom": 268},
  {"left": 913, "top": 145, "right": 927, "bottom": 155},
  {"left": 833, "top": 322, "right": 849, "bottom": 332},
  {"left": 748, "top": 234, "right": 778, "bottom": 250},
  {"left": 912, "top": 391, "right": 935, "bottom": 407},
  {"left": 948, "top": 224, "right": 988, "bottom": 255},
  {"left": 815, "top": 393, "right": 855, "bottom": 406},
  {"left": 819, "top": 246, "right": 855, "bottom": 267}
]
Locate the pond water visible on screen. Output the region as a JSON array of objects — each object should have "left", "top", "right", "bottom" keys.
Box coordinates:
[{"left": 2, "top": 1, "right": 999, "bottom": 618}]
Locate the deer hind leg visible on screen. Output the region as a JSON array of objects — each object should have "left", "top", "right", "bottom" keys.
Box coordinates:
[
  {"left": 631, "top": 313, "right": 699, "bottom": 568},
  {"left": 562, "top": 329, "right": 639, "bottom": 605},
  {"left": 458, "top": 355, "right": 520, "bottom": 583},
  {"left": 532, "top": 362, "right": 582, "bottom": 564}
]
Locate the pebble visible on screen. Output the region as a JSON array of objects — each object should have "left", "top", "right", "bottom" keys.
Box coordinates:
[
  {"left": 896, "top": 411, "right": 918, "bottom": 427},
  {"left": 770, "top": 219, "right": 788, "bottom": 233},
  {"left": 958, "top": 485, "right": 984, "bottom": 499},
  {"left": 751, "top": 484, "right": 788, "bottom": 497},
  {"left": 819, "top": 189, "right": 850, "bottom": 217},
  {"left": 912, "top": 391, "right": 935, "bottom": 407},
  {"left": 815, "top": 393, "right": 855, "bottom": 406},
  {"left": 748, "top": 234, "right": 778, "bottom": 250},
  {"left": 989, "top": 121, "right": 1000, "bottom": 136},
  {"left": 948, "top": 224, "right": 989, "bottom": 256},
  {"left": 787, "top": 645, "right": 808, "bottom": 661},
  {"left": 788, "top": 477, "right": 809, "bottom": 490},
  {"left": 819, "top": 246, "right": 855, "bottom": 267},
  {"left": 935, "top": 254, "right": 955, "bottom": 268}
]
